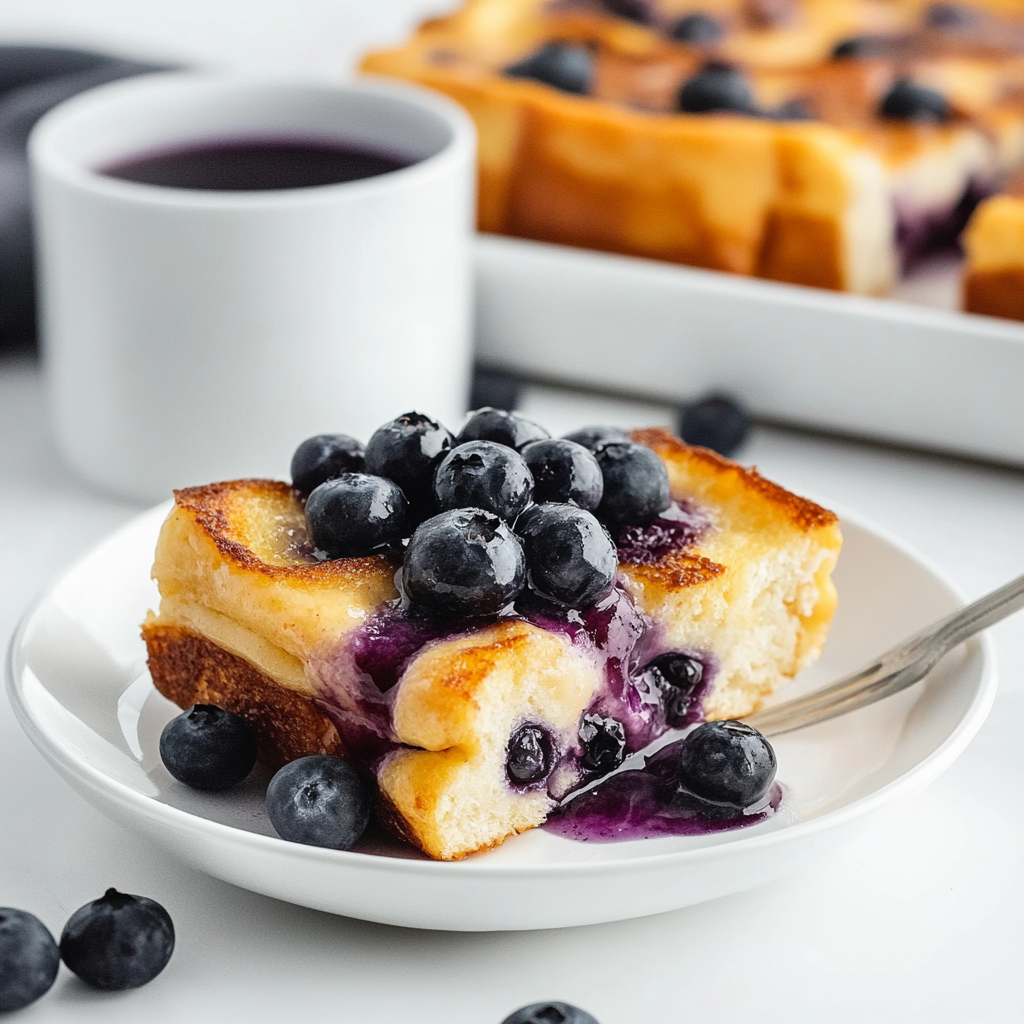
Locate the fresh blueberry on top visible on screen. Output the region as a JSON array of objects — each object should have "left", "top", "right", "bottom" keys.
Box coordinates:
[
  {"left": 676, "top": 720, "right": 777, "bottom": 808},
  {"left": 879, "top": 78, "right": 950, "bottom": 123},
  {"left": 403, "top": 508, "right": 527, "bottom": 617},
  {"left": 305, "top": 473, "right": 410, "bottom": 558},
  {"left": 678, "top": 62, "right": 756, "bottom": 114},
  {"left": 521, "top": 438, "right": 603, "bottom": 509},
  {"left": 830, "top": 34, "right": 898, "bottom": 59},
  {"left": 60, "top": 889, "right": 174, "bottom": 991},
  {"left": 457, "top": 406, "right": 550, "bottom": 450},
  {"left": 578, "top": 714, "right": 626, "bottom": 775},
  {"left": 516, "top": 503, "right": 617, "bottom": 608},
  {"left": 561, "top": 425, "right": 629, "bottom": 452},
  {"left": 678, "top": 393, "right": 750, "bottom": 456},
  {"left": 265, "top": 755, "right": 371, "bottom": 850},
  {"left": 594, "top": 440, "right": 671, "bottom": 526},
  {"left": 505, "top": 42, "right": 594, "bottom": 96},
  {"left": 0, "top": 909, "right": 59, "bottom": 1011},
  {"left": 502, "top": 1003, "right": 600, "bottom": 1024},
  {"left": 433, "top": 440, "right": 534, "bottom": 522},
  {"left": 506, "top": 725, "right": 553, "bottom": 786},
  {"left": 669, "top": 11, "right": 724, "bottom": 44},
  {"left": 159, "top": 704, "right": 258, "bottom": 790},
  {"left": 924, "top": 3, "right": 978, "bottom": 30},
  {"left": 601, "top": 0, "right": 654, "bottom": 24},
  {"left": 364, "top": 411, "right": 453, "bottom": 514},
  {"left": 290, "top": 433, "right": 365, "bottom": 496},
  {"left": 644, "top": 652, "right": 705, "bottom": 726}
]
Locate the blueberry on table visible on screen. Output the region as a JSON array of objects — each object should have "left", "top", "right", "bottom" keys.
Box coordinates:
[
  {"left": 678, "top": 62, "right": 756, "bottom": 114},
  {"left": 594, "top": 441, "right": 671, "bottom": 526},
  {"left": 505, "top": 42, "right": 594, "bottom": 96},
  {"left": 290, "top": 433, "right": 365, "bottom": 496},
  {"left": 266, "top": 755, "right": 371, "bottom": 850},
  {"left": 669, "top": 12, "right": 724, "bottom": 44},
  {"left": 159, "top": 704, "right": 258, "bottom": 790},
  {"left": 879, "top": 79, "right": 950, "bottom": 123},
  {"left": 433, "top": 440, "right": 534, "bottom": 522},
  {"left": 506, "top": 725, "right": 553, "bottom": 786},
  {"left": 60, "top": 889, "right": 174, "bottom": 991},
  {"left": 678, "top": 393, "right": 750, "bottom": 456},
  {"left": 676, "top": 720, "right": 777, "bottom": 808},
  {"left": 364, "top": 411, "right": 453, "bottom": 513},
  {"left": 516, "top": 504, "right": 617, "bottom": 608},
  {"left": 457, "top": 406, "right": 550, "bottom": 450},
  {"left": 502, "top": 1002, "right": 600, "bottom": 1024},
  {"left": 561, "top": 425, "right": 629, "bottom": 453},
  {"left": 644, "top": 652, "right": 705, "bottom": 726},
  {"left": 305, "top": 473, "right": 410, "bottom": 558},
  {"left": 521, "top": 438, "right": 603, "bottom": 510},
  {"left": 578, "top": 714, "right": 626, "bottom": 775},
  {"left": 0, "top": 908, "right": 59, "bottom": 1010}
]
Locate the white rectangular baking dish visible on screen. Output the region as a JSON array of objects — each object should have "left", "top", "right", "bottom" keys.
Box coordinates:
[{"left": 474, "top": 234, "right": 1024, "bottom": 466}]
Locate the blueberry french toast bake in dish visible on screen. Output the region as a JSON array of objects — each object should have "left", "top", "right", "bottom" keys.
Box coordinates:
[
  {"left": 143, "top": 410, "right": 840, "bottom": 860},
  {"left": 362, "top": 0, "right": 1024, "bottom": 296}
]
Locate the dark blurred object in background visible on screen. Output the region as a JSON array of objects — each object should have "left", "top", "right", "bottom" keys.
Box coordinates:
[
  {"left": 469, "top": 364, "right": 522, "bottom": 412},
  {"left": 0, "top": 47, "right": 170, "bottom": 353},
  {"left": 677, "top": 393, "right": 751, "bottom": 456}
]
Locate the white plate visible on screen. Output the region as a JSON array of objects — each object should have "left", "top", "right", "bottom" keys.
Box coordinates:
[{"left": 6, "top": 503, "right": 996, "bottom": 931}]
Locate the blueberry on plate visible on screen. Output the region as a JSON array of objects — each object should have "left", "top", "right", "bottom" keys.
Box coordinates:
[
  {"left": 403, "top": 508, "right": 527, "bottom": 617},
  {"left": 60, "top": 889, "right": 174, "bottom": 991},
  {"left": 644, "top": 652, "right": 705, "bottom": 726},
  {"left": 266, "top": 755, "right": 371, "bottom": 850},
  {"left": 159, "top": 704, "right": 258, "bottom": 790},
  {"left": 669, "top": 11, "right": 724, "bottom": 44},
  {"left": 878, "top": 78, "right": 949, "bottom": 123},
  {"left": 0, "top": 909, "right": 59, "bottom": 1011},
  {"left": 433, "top": 440, "right": 534, "bottom": 522},
  {"left": 678, "top": 62, "right": 756, "bottom": 114},
  {"left": 578, "top": 714, "right": 626, "bottom": 775},
  {"left": 305, "top": 473, "right": 410, "bottom": 558},
  {"left": 678, "top": 393, "right": 750, "bottom": 456},
  {"left": 506, "top": 725, "right": 553, "bottom": 787},
  {"left": 594, "top": 441, "right": 671, "bottom": 526},
  {"left": 289, "top": 433, "right": 365, "bottom": 496},
  {"left": 676, "top": 720, "right": 777, "bottom": 808},
  {"left": 521, "top": 438, "right": 603, "bottom": 510},
  {"left": 457, "top": 406, "right": 550, "bottom": 450},
  {"left": 516, "top": 503, "right": 617, "bottom": 608},
  {"left": 502, "top": 1002, "right": 600, "bottom": 1024},
  {"left": 364, "top": 411, "right": 453, "bottom": 513},
  {"left": 561, "top": 425, "right": 629, "bottom": 452},
  {"left": 505, "top": 42, "right": 594, "bottom": 96}
]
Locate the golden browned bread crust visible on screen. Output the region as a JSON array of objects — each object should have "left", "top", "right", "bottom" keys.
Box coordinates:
[{"left": 964, "top": 267, "right": 1024, "bottom": 319}]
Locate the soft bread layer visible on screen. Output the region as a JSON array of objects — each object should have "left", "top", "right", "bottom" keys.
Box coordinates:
[{"left": 380, "top": 621, "right": 603, "bottom": 860}]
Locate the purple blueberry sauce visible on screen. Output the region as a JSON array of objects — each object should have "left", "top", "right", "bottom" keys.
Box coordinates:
[
  {"left": 896, "top": 177, "right": 992, "bottom": 271},
  {"left": 613, "top": 500, "right": 707, "bottom": 565}
]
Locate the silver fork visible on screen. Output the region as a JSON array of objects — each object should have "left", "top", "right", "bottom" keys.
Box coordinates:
[{"left": 744, "top": 573, "right": 1024, "bottom": 737}]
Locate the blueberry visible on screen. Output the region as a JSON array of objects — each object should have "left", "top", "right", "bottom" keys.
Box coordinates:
[
  {"left": 516, "top": 504, "right": 617, "bottom": 608},
  {"left": 433, "top": 441, "right": 534, "bottom": 522},
  {"left": 403, "top": 508, "right": 526, "bottom": 617},
  {"left": 159, "top": 704, "right": 258, "bottom": 790},
  {"left": 578, "top": 714, "right": 626, "bottom": 775},
  {"left": 505, "top": 43, "right": 593, "bottom": 96},
  {"left": 594, "top": 441, "right": 671, "bottom": 526},
  {"left": 669, "top": 12, "right": 724, "bottom": 44},
  {"left": 502, "top": 1003, "right": 600, "bottom": 1024},
  {"left": 0, "top": 909, "right": 59, "bottom": 1010},
  {"left": 506, "top": 725, "right": 553, "bottom": 786},
  {"left": 879, "top": 78, "right": 949, "bottom": 123},
  {"left": 265, "top": 755, "right": 371, "bottom": 850},
  {"left": 290, "top": 433, "right": 365, "bottom": 496},
  {"left": 644, "top": 653, "right": 705, "bottom": 726},
  {"left": 678, "top": 62, "right": 756, "bottom": 114},
  {"left": 364, "top": 411, "right": 453, "bottom": 514},
  {"left": 830, "top": 34, "right": 898, "bottom": 59},
  {"left": 925, "top": 3, "right": 978, "bottom": 30},
  {"left": 521, "top": 438, "right": 603, "bottom": 509},
  {"left": 676, "top": 720, "right": 777, "bottom": 808},
  {"left": 678, "top": 393, "right": 750, "bottom": 456},
  {"left": 561, "top": 425, "right": 629, "bottom": 452},
  {"left": 471, "top": 366, "right": 521, "bottom": 412},
  {"left": 772, "top": 98, "right": 814, "bottom": 121},
  {"left": 305, "top": 473, "right": 410, "bottom": 558},
  {"left": 457, "top": 407, "right": 550, "bottom": 450},
  {"left": 60, "top": 889, "right": 174, "bottom": 991},
  {"left": 601, "top": 0, "right": 654, "bottom": 23}
]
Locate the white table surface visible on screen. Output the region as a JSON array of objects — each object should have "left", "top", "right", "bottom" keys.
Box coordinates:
[{"left": 2, "top": 353, "right": 1023, "bottom": 1023}]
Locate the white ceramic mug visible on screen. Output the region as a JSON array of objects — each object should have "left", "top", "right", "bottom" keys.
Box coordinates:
[{"left": 30, "top": 72, "right": 476, "bottom": 502}]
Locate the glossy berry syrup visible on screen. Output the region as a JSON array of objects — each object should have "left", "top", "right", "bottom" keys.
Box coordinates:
[{"left": 101, "top": 139, "right": 412, "bottom": 191}]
